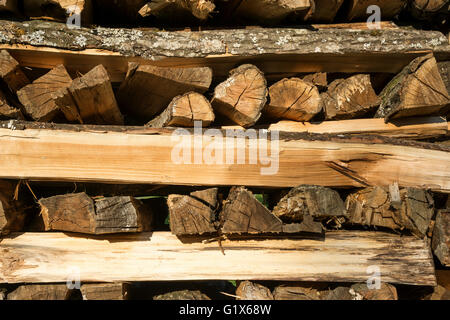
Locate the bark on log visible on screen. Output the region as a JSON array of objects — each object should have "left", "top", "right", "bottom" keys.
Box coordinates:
[
  {"left": 0, "top": 50, "right": 29, "bottom": 93},
  {"left": 0, "top": 89, "right": 22, "bottom": 120},
  {"left": 263, "top": 78, "right": 322, "bottom": 121},
  {"left": 375, "top": 54, "right": 450, "bottom": 121},
  {"left": 118, "top": 63, "right": 212, "bottom": 120},
  {"left": 273, "top": 286, "right": 321, "bottom": 300},
  {"left": 7, "top": 284, "right": 71, "bottom": 300},
  {"left": 69, "top": 64, "right": 124, "bottom": 125},
  {"left": 81, "top": 283, "right": 129, "bottom": 300},
  {"left": 147, "top": 92, "right": 214, "bottom": 128},
  {"left": 212, "top": 64, "right": 267, "bottom": 128},
  {"left": 220, "top": 186, "right": 283, "bottom": 234},
  {"left": 23, "top": 0, "right": 93, "bottom": 24},
  {"left": 0, "top": 121, "right": 449, "bottom": 191},
  {"left": 39, "top": 192, "right": 152, "bottom": 234},
  {"left": 302, "top": 72, "right": 327, "bottom": 91},
  {"left": 236, "top": 281, "right": 274, "bottom": 300},
  {"left": 234, "top": 0, "right": 311, "bottom": 24},
  {"left": 168, "top": 188, "right": 218, "bottom": 236},
  {"left": 322, "top": 74, "right": 380, "bottom": 120},
  {"left": 17, "top": 64, "right": 72, "bottom": 122},
  {"left": 0, "top": 230, "right": 436, "bottom": 285},
  {"left": 0, "top": 180, "right": 27, "bottom": 235},
  {"left": 345, "top": 0, "right": 407, "bottom": 21},
  {"left": 272, "top": 185, "right": 347, "bottom": 223},
  {"left": 409, "top": 0, "right": 450, "bottom": 22},
  {"left": 139, "top": 0, "right": 215, "bottom": 20},
  {"left": 345, "top": 186, "right": 435, "bottom": 237},
  {"left": 432, "top": 209, "right": 449, "bottom": 266},
  {"left": 305, "top": 0, "right": 344, "bottom": 22},
  {"left": 153, "top": 290, "right": 211, "bottom": 300}
]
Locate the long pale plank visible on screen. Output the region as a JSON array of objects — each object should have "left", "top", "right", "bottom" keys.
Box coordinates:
[
  {"left": 0, "top": 122, "right": 449, "bottom": 191},
  {"left": 0, "top": 20, "right": 449, "bottom": 81},
  {"left": 0, "top": 231, "right": 436, "bottom": 285},
  {"left": 225, "top": 117, "right": 449, "bottom": 139}
]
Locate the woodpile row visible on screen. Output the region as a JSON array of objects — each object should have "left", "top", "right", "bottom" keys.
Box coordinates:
[
  {"left": 0, "top": 0, "right": 448, "bottom": 27},
  {"left": 0, "top": 15, "right": 449, "bottom": 300}
]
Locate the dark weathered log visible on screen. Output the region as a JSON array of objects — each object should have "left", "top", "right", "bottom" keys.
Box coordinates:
[
  {"left": 272, "top": 185, "right": 347, "bottom": 223},
  {"left": 0, "top": 50, "right": 29, "bottom": 92},
  {"left": 153, "top": 290, "right": 211, "bottom": 300},
  {"left": 7, "top": 284, "right": 72, "bottom": 300},
  {"left": 118, "top": 63, "right": 212, "bottom": 120},
  {"left": 236, "top": 281, "right": 273, "bottom": 300},
  {"left": 212, "top": 64, "right": 267, "bottom": 128},
  {"left": 220, "top": 186, "right": 283, "bottom": 234},
  {"left": 432, "top": 210, "right": 449, "bottom": 266},
  {"left": 168, "top": 188, "right": 218, "bottom": 236},
  {"left": 234, "top": 0, "right": 310, "bottom": 24},
  {"left": 302, "top": 72, "right": 327, "bottom": 91},
  {"left": 305, "top": 0, "right": 344, "bottom": 22},
  {"left": 0, "top": 180, "right": 26, "bottom": 235},
  {"left": 282, "top": 215, "right": 324, "bottom": 234},
  {"left": 273, "top": 285, "right": 321, "bottom": 300},
  {"left": 147, "top": 92, "right": 214, "bottom": 128},
  {"left": 322, "top": 74, "right": 380, "bottom": 120},
  {"left": 345, "top": 0, "right": 407, "bottom": 21},
  {"left": 375, "top": 54, "right": 450, "bottom": 121},
  {"left": 264, "top": 78, "right": 322, "bottom": 121},
  {"left": 345, "top": 186, "right": 435, "bottom": 237},
  {"left": 69, "top": 64, "right": 123, "bottom": 125},
  {"left": 139, "top": 0, "right": 215, "bottom": 20},
  {"left": 23, "top": 0, "right": 93, "bottom": 24},
  {"left": 81, "top": 283, "right": 129, "bottom": 300},
  {"left": 0, "top": 89, "right": 22, "bottom": 120},
  {"left": 17, "top": 64, "right": 72, "bottom": 122},
  {"left": 350, "top": 283, "right": 398, "bottom": 300},
  {"left": 409, "top": 0, "right": 450, "bottom": 22},
  {"left": 39, "top": 192, "right": 152, "bottom": 234}
]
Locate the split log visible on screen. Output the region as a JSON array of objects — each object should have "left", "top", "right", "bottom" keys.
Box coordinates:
[
  {"left": 266, "top": 116, "right": 449, "bottom": 139},
  {"left": 263, "top": 78, "right": 322, "bottom": 121},
  {"left": 0, "top": 89, "right": 22, "bottom": 120},
  {"left": 302, "top": 72, "right": 327, "bottom": 91},
  {"left": 375, "top": 54, "right": 450, "bottom": 121},
  {"left": 7, "top": 284, "right": 71, "bottom": 300},
  {"left": 147, "top": 92, "right": 214, "bottom": 128},
  {"left": 273, "top": 286, "right": 321, "bottom": 300},
  {"left": 281, "top": 214, "right": 324, "bottom": 234},
  {"left": 234, "top": 0, "right": 311, "bottom": 24},
  {"left": 23, "top": 0, "right": 93, "bottom": 24},
  {"left": 0, "top": 122, "right": 449, "bottom": 191},
  {"left": 154, "top": 290, "right": 210, "bottom": 300},
  {"left": 220, "top": 186, "right": 283, "bottom": 234},
  {"left": 17, "top": 64, "right": 72, "bottom": 122},
  {"left": 39, "top": 192, "right": 152, "bottom": 234},
  {"left": 345, "top": 0, "right": 407, "bottom": 21},
  {"left": 345, "top": 186, "right": 435, "bottom": 237},
  {"left": 212, "top": 64, "right": 267, "bottom": 128},
  {"left": 139, "top": 0, "right": 215, "bottom": 20},
  {"left": 168, "top": 188, "right": 218, "bottom": 236},
  {"left": 1, "top": 20, "right": 449, "bottom": 80},
  {"left": 432, "top": 210, "right": 449, "bottom": 266},
  {"left": 0, "top": 50, "right": 29, "bottom": 92},
  {"left": 322, "top": 287, "right": 355, "bottom": 300},
  {"left": 0, "top": 180, "right": 26, "bottom": 235},
  {"left": 118, "top": 63, "right": 212, "bottom": 119},
  {"left": 0, "top": 287, "right": 5, "bottom": 300},
  {"left": 425, "top": 285, "right": 450, "bottom": 300},
  {"left": 409, "top": 0, "right": 450, "bottom": 22},
  {"left": 0, "top": 231, "right": 436, "bottom": 285},
  {"left": 236, "top": 281, "right": 273, "bottom": 300},
  {"left": 272, "top": 185, "right": 347, "bottom": 223},
  {"left": 69, "top": 65, "right": 123, "bottom": 125},
  {"left": 81, "top": 283, "right": 129, "bottom": 300},
  {"left": 437, "top": 61, "right": 450, "bottom": 98},
  {"left": 321, "top": 74, "right": 380, "bottom": 120},
  {"left": 305, "top": 0, "right": 344, "bottom": 22},
  {"left": 350, "top": 283, "right": 398, "bottom": 300}
]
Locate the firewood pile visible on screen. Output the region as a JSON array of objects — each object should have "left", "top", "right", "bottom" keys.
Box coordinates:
[{"left": 0, "top": 0, "right": 449, "bottom": 301}]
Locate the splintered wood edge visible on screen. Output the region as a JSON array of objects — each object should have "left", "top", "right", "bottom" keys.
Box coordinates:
[{"left": 0, "top": 231, "right": 437, "bottom": 286}]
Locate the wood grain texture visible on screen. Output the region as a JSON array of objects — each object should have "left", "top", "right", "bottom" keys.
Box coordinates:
[
  {"left": 81, "top": 283, "right": 129, "bottom": 300},
  {"left": 0, "top": 50, "right": 29, "bottom": 92},
  {"left": 432, "top": 209, "right": 450, "bottom": 266},
  {"left": 0, "top": 124, "right": 449, "bottom": 191},
  {"left": 7, "top": 284, "right": 71, "bottom": 300},
  {"left": 0, "top": 231, "right": 436, "bottom": 285}
]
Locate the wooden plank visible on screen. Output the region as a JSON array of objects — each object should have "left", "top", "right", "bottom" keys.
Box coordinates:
[
  {"left": 0, "top": 231, "right": 436, "bottom": 285},
  {"left": 0, "top": 122, "right": 449, "bottom": 191},
  {"left": 0, "top": 20, "right": 448, "bottom": 82}
]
